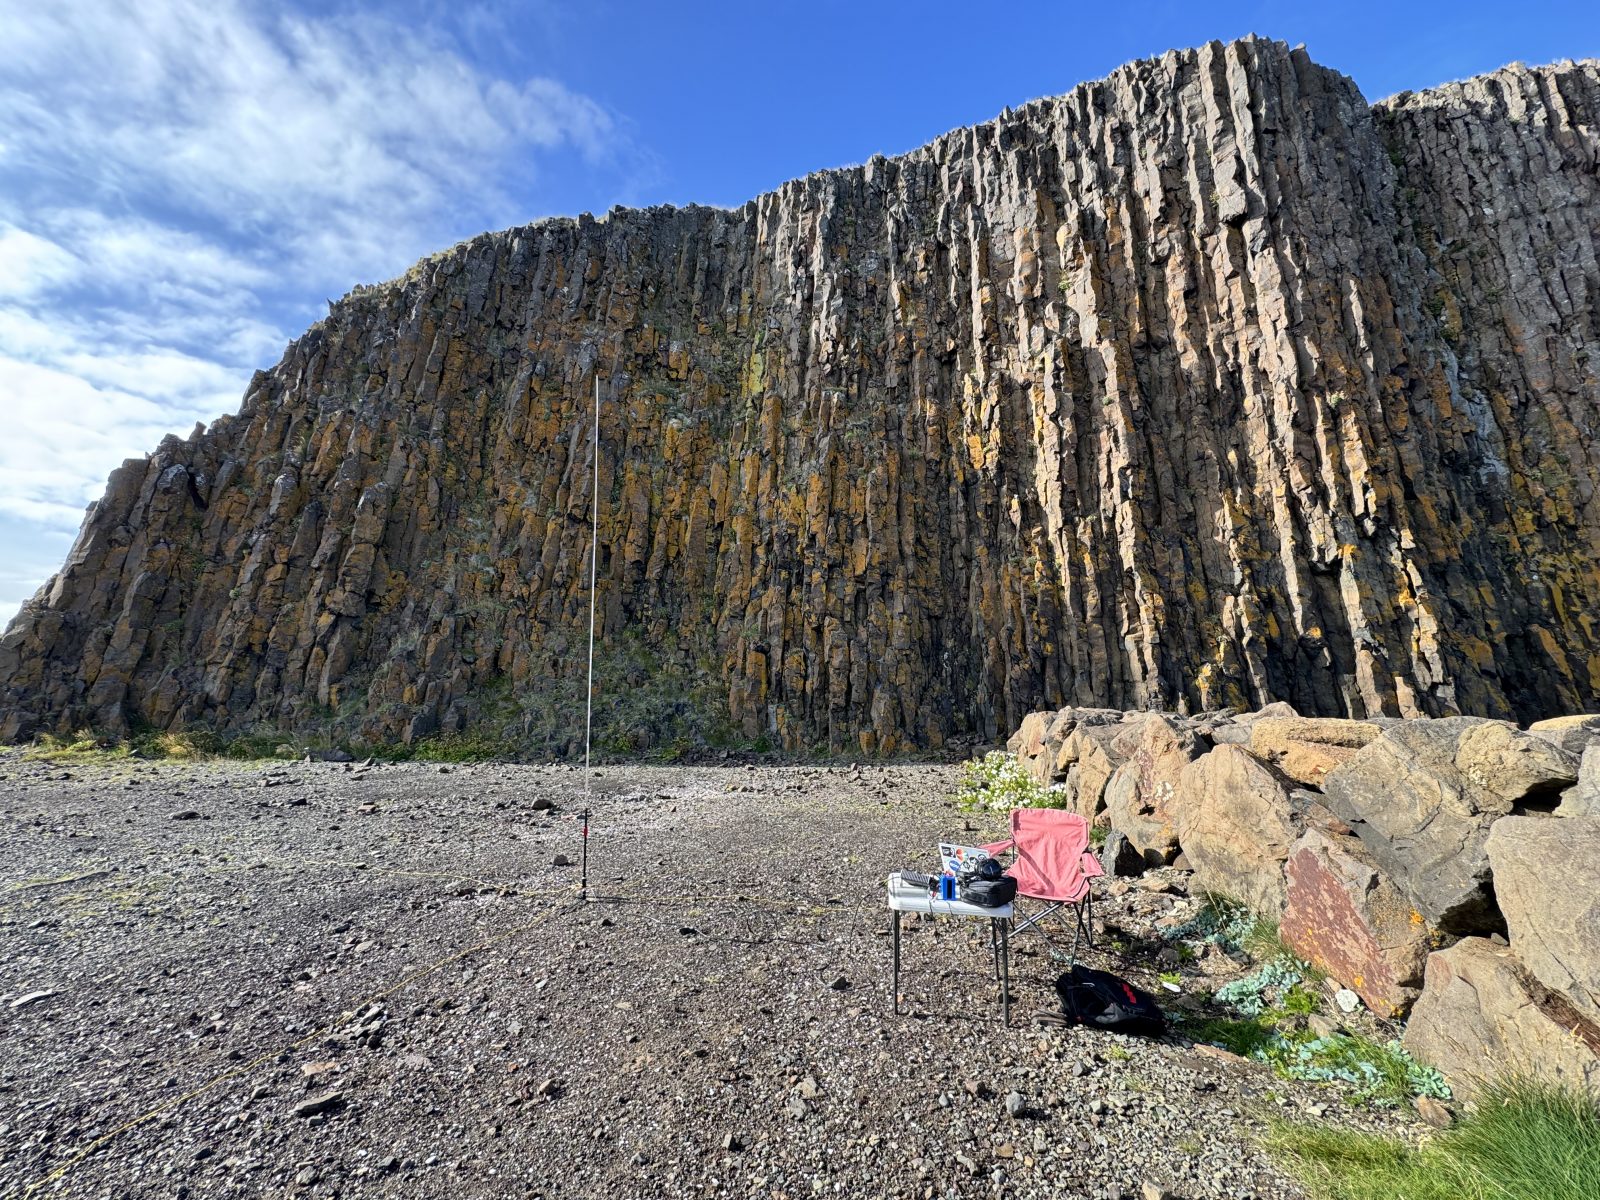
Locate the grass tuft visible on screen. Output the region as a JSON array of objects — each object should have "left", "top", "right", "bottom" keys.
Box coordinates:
[
  {"left": 23, "top": 728, "right": 288, "bottom": 763},
  {"left": 1266, "top": 1076, "right": 1600, "bottom": 1200}
]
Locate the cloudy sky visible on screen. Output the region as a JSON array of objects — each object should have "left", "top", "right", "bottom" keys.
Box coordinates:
[{"left": 2, "top": 0, "right": 1595, "bottom": 625}]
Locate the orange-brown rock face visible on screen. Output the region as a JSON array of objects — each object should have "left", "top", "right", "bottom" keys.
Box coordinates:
[{"left": 3, "top": 39, "right": 1599, "bottom": 753}]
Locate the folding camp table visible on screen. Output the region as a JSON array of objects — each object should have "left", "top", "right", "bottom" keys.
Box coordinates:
[{"left": 886, "top": 871, "right": 1014, "bottom": 1024}]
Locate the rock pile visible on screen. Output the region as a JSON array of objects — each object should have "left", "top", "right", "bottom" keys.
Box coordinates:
[{"left": 1009, "top": 705, "right": 1600, "bottom": 1099}]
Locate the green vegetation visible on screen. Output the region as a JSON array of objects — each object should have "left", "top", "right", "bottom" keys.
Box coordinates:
[
  {"left": 24, "top": 729, "right": 286, "bottom": 764},
  {"left": 382, "top": 630, "right": 762, "bottom": 764},
  {"left": 954, "top": 751, "right": 1071, "bottom": 812},
  {"left": 1267, "top": 1078, "right": 1600, "bottom": 1200},
  {"left": 1168, "top": 896, "right": 1445, "bottom": 1108},
  {"left": 1165, "top": 890, "right": 1298, "bottom": 963}
]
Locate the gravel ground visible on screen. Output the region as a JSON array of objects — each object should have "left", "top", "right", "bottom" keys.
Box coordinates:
[{"left": 0, "top": 751, "right": 1419, "bottom": 1200}]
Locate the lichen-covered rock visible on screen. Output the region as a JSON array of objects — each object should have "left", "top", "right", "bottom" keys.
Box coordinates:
[
  {"left": 1104, "top": 716, "right": 1205, "bottom": 861},
  {"left": 1454, "top": 723, "right": 1579, "bottom": 805},
  {"left": 1280, "top": 827, "right": 1433, "bottom": 1017},
  {"left": 4, "top": 40, "right": 1600, "bottom": 752},
  {"left": 1484, "top": 815, "right": 1600, "bottom": 1026},
  {"left": 1528, "top": 715, "right": 1600, "bottom": 757},
  {"left": 1011, "top": 705, "right": 1124, "bottom": 785},
  {"left": 1054, "top": 719, "right": 1129, "bottom": 818},
  {"left": 1561, "top": 747, "right": 1600, "bottom": 817},
  {"left": 1173, "top": 745, "right": 1298, "bottom": 912},
  {"left": 1403, "top": 938, "right": 1600, "bottom": 1102},
  {"left": 1248, "top": 717, "right": 1383, "bottom": 788},
  {"left": 1322, "top": 718, "right": 1577, "bottom": 933}
]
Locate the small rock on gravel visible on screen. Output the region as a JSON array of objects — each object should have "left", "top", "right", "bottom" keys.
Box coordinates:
[
  {"left": 1005, "top": 1090, "right": 1027, "bottom": 1118},
  {"left": 289, "top": 1090, "right": 343, "bottom": 1118},
  {"left": 169, "top": 810, "right": 200, "bottom": 821}
]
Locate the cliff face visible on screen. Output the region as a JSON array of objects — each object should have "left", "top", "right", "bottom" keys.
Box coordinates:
[{"left": 3, "top": 38, "right": 1599, "bottom": 754}]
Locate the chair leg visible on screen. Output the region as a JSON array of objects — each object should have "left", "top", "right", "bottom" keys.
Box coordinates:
[{"left": 1012, "top": 900, "right": 1065, "bottom": 939}]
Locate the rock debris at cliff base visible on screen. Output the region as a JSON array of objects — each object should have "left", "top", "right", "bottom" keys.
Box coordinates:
[
  {"left": 3, "top": 35, "right": 1599, "bottom": 752},
  {"left": 0, "top": 754, "right": 1423, "bottom": 1199}
]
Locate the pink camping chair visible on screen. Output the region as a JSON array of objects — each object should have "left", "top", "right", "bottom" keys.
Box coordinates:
[{"left": 982, "top": 809, "right": 1104, "bottom": 961}]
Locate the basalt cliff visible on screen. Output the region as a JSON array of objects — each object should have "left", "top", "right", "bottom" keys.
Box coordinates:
[{"left": 3, "top": 38, "right": 1599, "bottom": 755}]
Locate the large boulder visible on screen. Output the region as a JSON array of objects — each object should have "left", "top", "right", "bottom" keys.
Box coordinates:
[
  {"left": 1173, "top": 746, "right": 1298, "bottom": 912},
  {"left": 1322, "top": 717, "right": 1579, "bottom": 933},
  {"left": 1249, "top": 717, "right": 1384, "bottom": 789},
  {"left": 1454, "top": 721, "right": 1579, "bottom": 804},
  {"left": 1528, "top": 714, "right": 1600, "bottom": 757},
  {"left": 1403, "top": 938, "right": 1600, "bottom": 1102},
  {"left": 1010, "top": 707, "right": 1127, "bottom": 788},
  {"left": 1010, "top": 709, "right": 1065, "bottom": 782},
  {"left": 1280, "top": 827, "right": 1432, "bottom": 1017},
  {"left": 1054, "top": 721, "right": 1127, "bottom": 820},
  {"left": 1104, "top": 716, "right": 1205, "bottom": 862},
  {"left": 1008, "top": 708, "right": 1054, "bottom": 756},
  {"left": 1484, "top": 815, "right": 1600, "bottom": 1026},
  {"left": 1201, "top": 700, "right": 1298, "bottom": 746},
  {"left": 1558, "top": 746, "right": 1600, "bottom": 817}
]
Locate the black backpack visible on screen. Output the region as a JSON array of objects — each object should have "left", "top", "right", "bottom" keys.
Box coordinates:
[{"left": 1054, "top": 965, "right": 1166, "bottom": 1036}]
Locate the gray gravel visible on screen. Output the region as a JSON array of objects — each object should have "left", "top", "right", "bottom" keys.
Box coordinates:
[{"left": 0, "top": 751, "right": 1418, "bottom": 1198}]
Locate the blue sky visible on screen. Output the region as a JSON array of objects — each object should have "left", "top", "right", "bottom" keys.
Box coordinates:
[{"left": 2, "top": 0, "right": 1597, "bottom": 625}]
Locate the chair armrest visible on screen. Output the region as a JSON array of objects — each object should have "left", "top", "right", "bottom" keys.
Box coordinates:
[
  {"left": 980, "top": 838, "right": 1015, "bottom": 856},
  {"left": 1079, "top": 850, "right": 1106, "bottom": 879}
]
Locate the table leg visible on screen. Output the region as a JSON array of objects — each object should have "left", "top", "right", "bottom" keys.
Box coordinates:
[
  {"left": 989, "top": 918, "right": 999, "bottom": 982},
  {"left": 892, "top": 910, "right": 902, "bottom": 1015},
  {"left": 999, "top": 918, "right": 1010, "bottom": 1026}
]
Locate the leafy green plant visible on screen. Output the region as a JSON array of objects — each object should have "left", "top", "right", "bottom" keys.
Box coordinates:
[
  {"left": 1214, "top": 956, "right": 1310, "bottom": 1016},
  {"left": 954, "top": 751, "right": 1070, "bottom": 813},
  {"left": 1266, "top": 1035, "right": 1447, "bottom": 1106},
  {"left": 1280, "top": 984, "right": 1320, "bottom": 1016},
  {"left": 1267, "top": 1076, "right": 1600, "bottom": 1200},
  {"left": 1166, "top": 894, "right": 1325, "bottom": 981},
  {"left": 407, "top": 731, "right": 513, "bottom": 762},
  {"left": 1175, "top": 896, "right": 1435, "bottom": 1108}
]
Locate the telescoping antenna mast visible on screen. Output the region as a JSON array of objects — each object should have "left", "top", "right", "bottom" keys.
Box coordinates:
[{"left": 580, "top": 370, "right": 600, "bottom": 901}]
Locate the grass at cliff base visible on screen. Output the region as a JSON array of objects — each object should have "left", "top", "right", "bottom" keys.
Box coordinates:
[
  {"left": 23, "top": 729, "right": 288, "bottom": 763},
  {"left": 1266, "top": 1078, "right": 1600, "bottom": 1200}
]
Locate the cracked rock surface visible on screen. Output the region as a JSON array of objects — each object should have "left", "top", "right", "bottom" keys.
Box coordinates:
[{"left": 4, "top": 39, "right": 1600, "bottom": 752}]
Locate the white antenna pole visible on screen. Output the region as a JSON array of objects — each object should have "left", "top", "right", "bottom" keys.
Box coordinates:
[{"left": 581, "top": 369, "right": 600, "bottom": 900}]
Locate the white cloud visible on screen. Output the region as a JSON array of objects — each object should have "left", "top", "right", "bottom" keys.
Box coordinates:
[
  {"left": 0, "top": 0, "right": 638, "bottom": 629},
  {"left": 0, "top": 1, "right": 614, "bottom": 284},
  {"left": 0, "top": 226, "right": 80, "bottom": 298}
]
